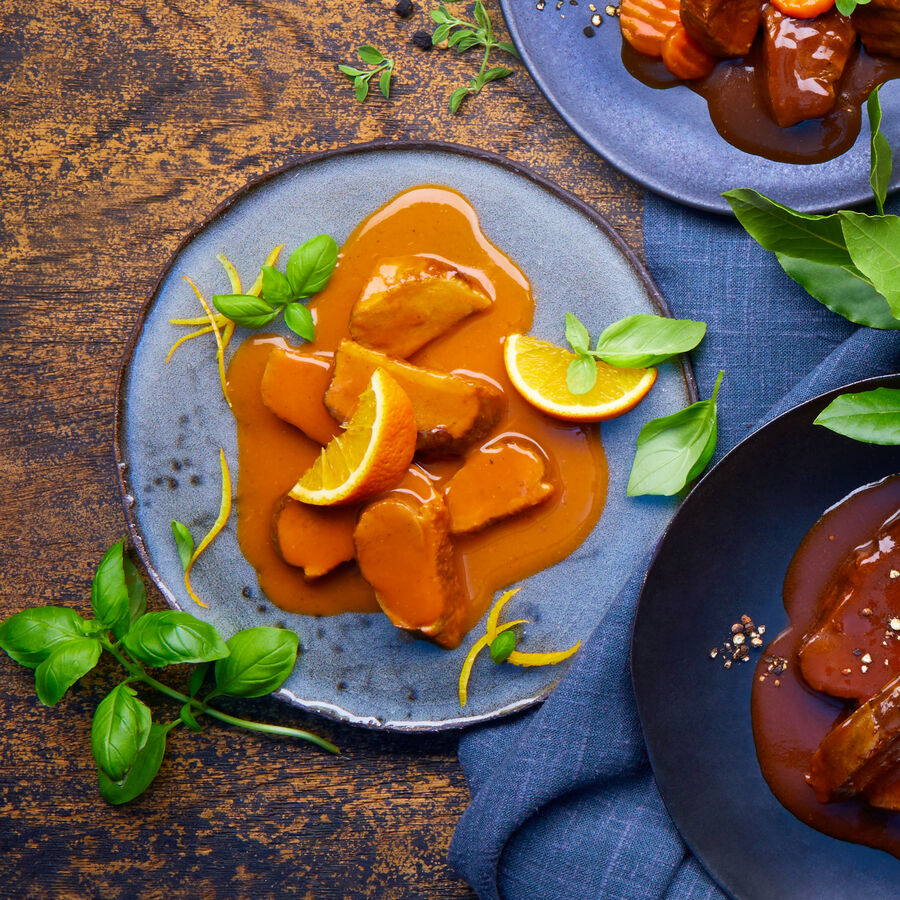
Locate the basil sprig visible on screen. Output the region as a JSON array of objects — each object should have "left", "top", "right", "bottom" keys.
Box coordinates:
[
  {"left": 213, "top": 234, "right": 338, "bottom": 342},
  {"left": 0, "top": 541, "right": 338, "bottom": 805},
  {"left": 725, "top": 87, "right": 900, "bottom": 330},
  {"left": 564, "top": 312, "right": 706, "bottom": 395},
  {"left": 815, "top": 387, "right": 900, "bottom": 445},
  {"left": 627, "top": 371, "right": 724, "bottom": 497}
]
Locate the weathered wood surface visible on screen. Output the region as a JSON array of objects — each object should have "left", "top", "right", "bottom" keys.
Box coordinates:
[{"left": 0, "top": 1, "right": 642, "bottom": 896}]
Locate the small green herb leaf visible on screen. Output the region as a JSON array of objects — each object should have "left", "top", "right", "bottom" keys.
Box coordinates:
[
  {"left": 357, "top": 45, "right": 384, "bottom": 66},
  {"left": 379, "top": 68, "right": 392, "bottom": 99},
  {"left": 496, "top": 41, "right": 519, "bottom": 58},
  {"left": 565, "top": 312, "right": 590, "bottom": 355},
  {"left": 91, "top": 683, "right": 152, "bottom": 782},
  {"left": 567, "top": 354, "right": 598, "bottom": 395},
  {"left": 212, "top": 294, "right": 279, "bottom": 329},
  {"left": 479, "top": 66, "right": 513, "bottom": 86},
  {"left": 98, "top": 722, "right": 168, "bottom": 805},
  {"left": 489, "top": 630, "right": 516, "bottom": 664},
  {"left": 179, "top": 702, "right": 203, "bottom": 732},
  {"left": 474, "top": 1, "right": 491, "bottom": 36},
  {"left": 35, "top": 638, "right": 102, "bottom": 706},
  {"left": 455, "top": 32, "right": 482, "bottom": 52},
  {"left": 261, "top": 265, "right": 294, "bottom": 306},
  {"left": 170, "top": 520, "right": 194, "bottom": 572},
  {"left": 286, "top": 234, "right": 339, "bottom": 298},
  {"left": 115, "top": 555, "right": 148, "bottom": 641},
  {"left": 0, "top": 606, "right": 93, "bottom": 669},
  {"left": 355, "top": 75, "right": 369, "bottom": 103},
  {"left": 449, "top": 86, "right": 470, "bottom": 114},
  {"left": 868, "top": 86, "right": 892, "bottom": 215},
  {"left": 814, "top": 387, "right": 900, "bottom": 445},
  {"left": 212, "top": 627, "right": 299, "bottom": 698},
  {"left": 433, "top": 22, "right": 453, "bottom": 45},
  {"left": 835, "top": 0, "right": 858, "bottom": 12},
  {"left": 91, "top": 540, "right": 130, "bottom": 631},
  {"left": 188, "top": 660, "right": 211, "bottom": 697},
  {"left": 839, "top": 212, "right": 900, "bottom": 318},
  {"left": 283, "top": 302, "right": 315, "bottom": 342},
  {"left": 627, "top": 371, "right": 724, "bottom": 497},
  {"left": 431, "top": 5, "right": 451, "bottom": 24},
  {"left": 122, "top": 611, "right": 229, "bottom": 668},
  {"left": 594, "top": 314, "right": 706, "bottom": 368},
  {"left": 338, "top": 64, "right": 364, "bottom": 78}
]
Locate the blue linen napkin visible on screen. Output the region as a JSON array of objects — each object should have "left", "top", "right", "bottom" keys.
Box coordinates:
[{"left": 449, "top": 192, "right": 900, "bottom": 899}]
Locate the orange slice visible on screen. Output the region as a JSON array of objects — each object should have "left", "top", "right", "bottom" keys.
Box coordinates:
[
  {"left": 504, "top": 333, "right": 657, "bottom": 421},
  {"left": 288, "top": 368, "right": 416, "bottom": 506}
]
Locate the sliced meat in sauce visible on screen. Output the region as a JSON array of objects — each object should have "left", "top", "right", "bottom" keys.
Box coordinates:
[
  {"left": 798, "top": 511, "right": 900, "bottom": 701},
  {"left": 852, "top": 0, "right": 900, "bottom": 58},
  {"left": 762, "top": 7, "right": 857, "bottom": 128},
  {"left": 809, "top": 671, "right": 900, "bottom": 803},
  {"left": 681, "top": 0, "right": 762, "bottom": 57}
]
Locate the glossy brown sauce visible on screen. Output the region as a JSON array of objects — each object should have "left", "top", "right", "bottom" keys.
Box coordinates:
[
  {"left": 622, "top": 38, "right": 900, "bottom": 164},
  {"left": 752, "top": 476, "right": 900, "bottom": 857},
  {"left": 227, "top": 187, "right": 608, "bottom": 632}
]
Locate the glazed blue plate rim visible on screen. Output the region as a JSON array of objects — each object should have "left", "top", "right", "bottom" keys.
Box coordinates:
[
  {"left": 632, "top": 372, "right": 900, "bottom": 898},
  {"left": 115, "top": 140, "right": 696, "bottom": 732},
  {"left": 499, "top": 0, "right": 900, "bottom": 215}
]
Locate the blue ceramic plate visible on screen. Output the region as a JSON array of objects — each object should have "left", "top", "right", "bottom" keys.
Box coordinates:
[
  {"left": 633, "top": 374, "right": 900, "bottom": 898},
  {"left": 500, "top": 2, "right": 900, "bottom": 214},
  {"left": 116, "top": 143, "right": 693, "bottom": 731}
]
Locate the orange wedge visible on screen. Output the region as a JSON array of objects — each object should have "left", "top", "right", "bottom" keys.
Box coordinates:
[
  {"left": 504, "top": 333, "right": 657, "bottom": 422},
  {"left": 288, "top": 368, "right": 416, "bottom": 506}
]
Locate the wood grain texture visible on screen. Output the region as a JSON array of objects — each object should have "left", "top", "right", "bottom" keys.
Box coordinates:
[{"left": 0, "top": 0, "right": 642, "bottom": 895}]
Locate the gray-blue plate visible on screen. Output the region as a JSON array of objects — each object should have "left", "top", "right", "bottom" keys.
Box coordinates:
[
  {"left": 115, "top": 142, "right": 694, "bottom": 731},
  {"left": 500, "top": 1, "right": 900, "bottom": 214}
]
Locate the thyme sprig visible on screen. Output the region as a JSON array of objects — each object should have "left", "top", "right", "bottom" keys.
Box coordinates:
[{"left": 339, "top": 45, "right": 395, "bottom": 102}]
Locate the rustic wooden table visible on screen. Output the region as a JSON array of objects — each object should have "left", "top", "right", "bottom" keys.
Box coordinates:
[{"left": 0, "top": 1, "right": 642, "bottom": 896}]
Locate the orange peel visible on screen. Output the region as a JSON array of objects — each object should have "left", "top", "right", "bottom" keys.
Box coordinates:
[
  {"left": 183, "top": 276, "right": 231, "bottom": 408},
  {"left": 458, "top": 619, "right": 529, "bottom": 707}
]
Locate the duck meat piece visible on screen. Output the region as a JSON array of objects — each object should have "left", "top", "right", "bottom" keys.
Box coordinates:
[
  {"left": 354, "top": 494, "right": 467, "bottom": 649},
  {"left": 325, "top": 339, "right": 503, "bottom": 456},
  {"left": 349, "top": 255, "right": 492, "bottom": 359},
  {"left": 809, "top": 671, "right": 900, "bottom": 802},
  {"left": 762, "top": 7, "right": 856, "bottom": 128},
  {"left": 443, "top": 438, "right": 554, "bottom": 534},
  {"left": 853, "top": 0, "right": 900, "bottom": 58},
  {"left": 273, "top": 496, "right": 357, "bottom": 578},
  {"left": 798, "top": 510, "right": 900, "bottom": 701},
  {"left": 865, "top": 766, "right": 900, "bottom": 811},
  {"left": 680, "top": 0, "right": 762, "bottom": 57}
]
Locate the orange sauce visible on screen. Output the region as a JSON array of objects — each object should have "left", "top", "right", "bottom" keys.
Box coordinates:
[{"left": 227, "top": 186, "right": 608, "bottom": 638}]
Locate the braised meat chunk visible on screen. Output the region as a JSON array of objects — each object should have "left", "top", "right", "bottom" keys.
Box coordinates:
[
  {"left": 762, "top": 7, "right": 856, "bottom": 128},
  {"left": 273, "top": 497, "right": 357, "bottom": 578},
  {"left": 354, "top": 495, "right": 467, "bottom": 649},
  {"left": 852, "top": 0, "right": 900, "bottom": 58},
  {"left": 681, "top": 0, "right": 762, "bottom": 57}
]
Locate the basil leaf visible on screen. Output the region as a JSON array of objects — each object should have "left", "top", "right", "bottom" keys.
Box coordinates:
[
  {"left": 113, "top": 555, "right": 148, "bottom": 641},
  {"left": 91, "top": 683, "right": 152, "bottom": 782},
  {"left": 567, "top": 354, "right": 597, "bottom": 395},
  {"left": 775, "top": 253, "right": 900, "bottom": 329},
  {"left": 868, "top": 87, "right": 891, "bottom": 215},
  {"left": 433, "top": 23, "right": 452, "bottom": 44},
  {"left": 261, "top": 265, "right": 294, "bottom": 307},
  {"left": 448, "top": 28, "right": 475, "bottom": 47},
  {"left": 283, "top": 302, "right": 315, "bottom": 342},
  {"left": 98, "top": 722, "right": 168, "bottom": 805},
  {"left": 34, "top": 637, "right": 102, "bottom": 706},
  {"left": 431, "top": 6, "right": 450, "bottom": 23},
  {"left": 188, "top": 660, "right": 211, "bottom": 697},
  {"left": 489, "top": 630, "right": 516, "bottom": 664},
  {"left": 814, "top": 387, "right": 900, "bottom": 445},
  {"left": 449, "top": 86, "right": 469, "bottom": 114},
  {"left": 286, "top": 235, "right": 339, "bottom": 297},
  {"left": 835, "top": 0, "right": 857, "bottom": 12},
  {"left": 91, "top": 540, "right": 130, "bottom": 630},
  {"left": 479, "top": 66, "right": 512, "bottom": 86},
  {"left": 122, "top": 611, "right": 229, "bottom": 667},
  {"left": 170, "top": 520, "right": 194, "bottom": 572},
  {"left": 627, "top": 371, "right": 724, "bottom": 497},
  {"left": 0, "top": 607, "right": 93, "bottom": 669},
  {"left": 338, "top": 65, "right": 364, "bottom": 78},
  {"left": 594, "top": 314, "right": 706, "bottom": 368},
  {"left": 357, "top": 45, "right": 384, "bottom": 66},
  {"left": 723, "top": 189, "right": 853, "bottom": 267},
  {"left": 179, "top": 702, "right": 203, "bottom": 732},
  {"left": 565, "top": 312, "right": 590, "bottom": 355},
  {"left": 474, "top": 1, "right": 491, "bottom": 37},
  {"left": 840, "top": 212, "right": 900, "bottom": 317},
  {"left": 497, "top": 41, "right": 520, "bottom": 58},
  {"left": 212, "top": 294, "right": 278, "bottom": 329},
  {"left": 379, "top": 68, "right": 391, "bottom": 100},
  {"left": 455, "top": 33, "right": 482, "bottom": 53},
  {"left": 355, "top": 75, "right": 369, "bottom": 103},
  {"left": 211, "top": 626, "right": 299, "bottom": 698}
]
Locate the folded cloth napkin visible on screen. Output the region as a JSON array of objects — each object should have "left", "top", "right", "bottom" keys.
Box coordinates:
[{"left": 449, "top": 192, "right": 900, "bottom": 900}]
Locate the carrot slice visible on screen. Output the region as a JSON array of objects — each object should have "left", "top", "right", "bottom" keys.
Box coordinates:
[
  {"left": 619, "top": 0, "right": 681, "bottom": 57},
  {"left": 770, "top": 0, "right": 834, "bottom": 17},
  {"left": 661, "top": 23, "right": 716, "bottom": 80}
]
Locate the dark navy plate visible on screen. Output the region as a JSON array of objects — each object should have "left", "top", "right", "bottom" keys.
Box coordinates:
[
  {"left": 500, "top": 2, "right": 900, "bottom": 214},
  {"left": 633, "top": 374, "right": 900, "bottom": 898},
  {"left": 116, "top": 142, "right": 694, "bottom": 731}
]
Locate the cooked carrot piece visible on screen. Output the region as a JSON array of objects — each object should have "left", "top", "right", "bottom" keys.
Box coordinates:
[
  {"left": 661, "top": 23, "right": 716, "bottom": 80},
  {"left": 770, "top": 0, "right": 834, "bottom": 17},
  {"left": 619, "top": 0, "right": 681, "bottom": 57}
]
